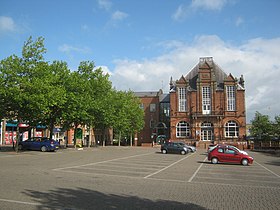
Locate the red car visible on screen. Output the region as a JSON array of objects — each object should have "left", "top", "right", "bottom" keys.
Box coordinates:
[{"left": 208, "top": 146, "right": 253, "bottom": 166}]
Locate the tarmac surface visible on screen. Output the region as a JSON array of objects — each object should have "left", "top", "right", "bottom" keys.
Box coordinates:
[{"left": 0, "top": 146, "right": 279, "bottom": 209}]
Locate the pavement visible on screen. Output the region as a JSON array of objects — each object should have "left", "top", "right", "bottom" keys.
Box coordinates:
[{"left": 0, "top": 146, "right": 279, "bottom": 209}]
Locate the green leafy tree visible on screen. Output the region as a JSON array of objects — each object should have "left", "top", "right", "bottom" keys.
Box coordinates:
[
  {"left": 110, "top": 90, "right": 131, "bottom": 146},
  {"left": 62, "top": 61, "right": 112, "bottom": 146},
  {"left": 0, "top": 36, "right": 50, "bottom": 151},
  {"left": 126, "top": 91, "right": 144, "bottom": 145},
  {"left": 111, "top": 90, "right": 144, "bottom": 146},
  {"left": 273, "top": 115, "right": 280, "bottom": 139},
  {"left": 0, "top": 36, "right": 71, "bottom": 150},
  {"left": 250, "top": 111, "right": 273, "bottom": 140},
  {"left": 62, "top": 70, "right": 89, "bottom": 145},
  {"left": 40, "top": 61, "right": 69, "bottom": 139}
]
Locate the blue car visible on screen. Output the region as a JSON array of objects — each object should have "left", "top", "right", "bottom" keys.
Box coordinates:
[{"left": 18, "top": 137, "right": 59, "bottom": 152}]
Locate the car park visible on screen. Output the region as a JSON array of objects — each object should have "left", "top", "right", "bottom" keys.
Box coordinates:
[
  {"left": 18, "top": 137, "right": 60, "bottom": 152},
  {"left": 208, "top": 145, "right": 253, "bottom": 166},
  {"left": 161, "top": 142, "right": 189, "bottom": 155}
]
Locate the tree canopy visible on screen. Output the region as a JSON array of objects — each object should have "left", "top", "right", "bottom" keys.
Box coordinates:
[
  {"left": 250, "top": 111, "right": 279, "bottom": 140},
  {"left": 0, "top": 36, "right": 144, "bottom": 148}
]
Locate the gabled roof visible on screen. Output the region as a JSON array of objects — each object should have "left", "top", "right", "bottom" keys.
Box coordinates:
[
  {"left": 224, "top": 73, "right": 235, "bottom": 82},
  {"left": 134, "top": 90, "right": 163, "bottom": 97},
  {"left": 177, "top": 75, "right": 187, "bottom": 84},
  {"left": 185, "top": 57, "right": 227, "bottom": 90},
  {"left": 159, "top": 93, "right": 170, "bottom": 103}
]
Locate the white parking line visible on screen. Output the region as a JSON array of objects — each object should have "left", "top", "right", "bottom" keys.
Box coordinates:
[
  {"left": 188, "top": 156, "right": 207, "bottom": 182},
  {"left": 53, "top": 152, "right": 155, "bottom": 171},
  {"left": 0, "top": 198, "right": 40, "bottom": 206},
  {"left": 144, "top": 153, "right": 195, "bottom": 179},
  {"left": 195, "top": 176, "right": 280, "bottom": 183},
  {"left": 255, "top": 161, "right": 280, "bottom": 178}
]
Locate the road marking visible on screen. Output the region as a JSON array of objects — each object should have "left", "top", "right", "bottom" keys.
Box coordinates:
[
  {"left": 194, "top": 175, "right": 280, "bottom": 183},
  {"left": 78, "top": 166, "right": 149, "bottom": 174},
  {"left": 255, "top": 161, "right": 280, "bottom": 178},
  {"left": 188, "top": 156, "right": 207, "bottom": 182},
  {"left": 144, "top": 153, "right": 195, "bottom": 179},
  {"left": 53, "top": 152, "right": 155, "bottom": 171},
  {"left": 0, "top": 198, "right": 40, "bottom": 206}
]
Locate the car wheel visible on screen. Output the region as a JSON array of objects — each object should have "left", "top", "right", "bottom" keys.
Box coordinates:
[
  {"left": 18, "top": 144, "right": 23, "bottom": 150},
  {"left": 241, "top": 158, "right": 248, "bottom": 166},
  {"left": 41, "top": 146, "right": 47, "bottom": 152},
  {"left": 211, "top": 157, "right": 218, "bottom": 164},
  {"left": 162, "top": 149, "right": 167, "bottom": 154},
  {"left": 180, "top": 150, "right": 186, "bottom": 155}
]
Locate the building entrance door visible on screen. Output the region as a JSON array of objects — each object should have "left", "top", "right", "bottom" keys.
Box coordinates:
[
  {"left": 201, "top": 130, "right": 213, "bottom": 141},
  {"left": 201, "top": 122, "right": 213, "bottom": 141}
]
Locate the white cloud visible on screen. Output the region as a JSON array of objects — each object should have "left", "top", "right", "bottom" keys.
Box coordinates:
[
  {"left": 109, "top": 35, "right": 280, "bottom": 122},
  {"left": 191, "top": 0, "right": 227, "bottom": 11},
  {"left": 235, "top": 16, "right": 244, "bottom": 27},
  {"left": 97, "top": 65, "right": 113, "bottom": 76},
  {"left": 58, "top": 44, "right": 91, "bottom": 54},
  {"left": 97, "top": 0, "right": 128, "bottom": 27},
  {"left": 0, "top": 16, "right": 16, "bottom": 32},
  {"left": 172, "top": 0, "right": 228, "bottom": 21},
  {"left": 97, "top": 0, "right": 112, "bottom": 11},
  {"left": 111, "top": 10, "right": 128, "bottom": 21},
  {"left": 172, "top": 5, "right": 189, "bottom": 21}
]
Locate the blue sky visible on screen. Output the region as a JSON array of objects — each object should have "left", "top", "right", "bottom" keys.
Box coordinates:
[{"left": 1, "top": 0, "right": 280, "bottom": 122}]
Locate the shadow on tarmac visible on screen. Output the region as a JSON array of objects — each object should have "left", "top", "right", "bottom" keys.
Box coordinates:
[
  {"left": 265, "top": 160, "right": 280, "bottom": 166},
  {"left": 23, "top": 187, "right": 207, "bottom": 210}
]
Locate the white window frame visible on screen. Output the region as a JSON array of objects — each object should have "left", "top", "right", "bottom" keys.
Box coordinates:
[
  {"left": 226, "top": 86, "right": 236, "bottom": 111},
  {"left": 201, "top": 122, "right": 213, "bottom": 141},
  {"left": 150, "top": 119, "right": 156, "bottom": 128},
  {"left": 178, "top": 87, "right": 187, "bottom": 112},
  {"left": 176, "top": 121, "right": 190, "bottom": 138},
  {"left": 225, "top": 120, "right": 239, "bottom": 137},
  {"left": 150, "top": 103, "right": 156, "bottom": 112},
  {"left": 202, "top": 86, "right": 211, "bottom": 114}
]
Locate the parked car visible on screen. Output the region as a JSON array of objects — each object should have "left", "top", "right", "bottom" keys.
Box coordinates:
[
  {"left": 161, "top": 142, "right": 189, "bottom": 155},
  {"left": 18, "top": 137, "right": 59, "bottom": 152},
  {"left": 207, "top": 144, "right": 248, "bottom": 155},
  {"left": 225, "top": 145, "right": 248, "bottom": 155},
  {"left": 178, "top": 142, "right": 196, "bottom": 152},
  {"left": 208, "top": 145, "right": 253, "bottom": 166},
  {"left": 207, "top": 144, "right": 218, "bottom": 153}
]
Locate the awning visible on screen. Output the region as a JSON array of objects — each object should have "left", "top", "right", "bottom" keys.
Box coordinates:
[{"left": 6, "top": 122, "right": 17, "bottom": 127}]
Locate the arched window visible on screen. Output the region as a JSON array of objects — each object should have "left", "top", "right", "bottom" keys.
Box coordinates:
[
  {"left": 176, "top": 121, "right": 190, "bottom": 138},
  {"left": 225, "top": 120, "right": 239, "bottom": 137}
]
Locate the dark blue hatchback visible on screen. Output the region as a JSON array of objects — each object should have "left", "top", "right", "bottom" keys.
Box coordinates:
[{"left": 18, "top": 137, "right": 59, "bottom": 152}]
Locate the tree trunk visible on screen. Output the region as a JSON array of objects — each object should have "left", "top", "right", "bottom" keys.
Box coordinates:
[
  {"left": 15, "top": 123, "right": 20, "bottom": 153},
  {"left": 88, "top": 125, "right": 92, "bottom": 148},
  {"left": 118, "top": 131, "right": 121, "bottom": 147},
  {"left": 49, "top": 120, "right": 54, "bottom": 140},
  {"left": 102, "top": 127, "right": 106, "bottom": 147},
  {"left": 74, "top": 124, "right": 78, "bottom": 148},
  {"left": 1, "top": 119, "right": 6, "bottom": 146}
]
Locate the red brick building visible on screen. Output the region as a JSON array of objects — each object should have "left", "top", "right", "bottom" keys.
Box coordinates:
[
  {"left": 134, "top": 91, "right": 168, "bottom": 146},
  {"left": 169, "top": 57, "right": 246, "bottom": 148}
]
